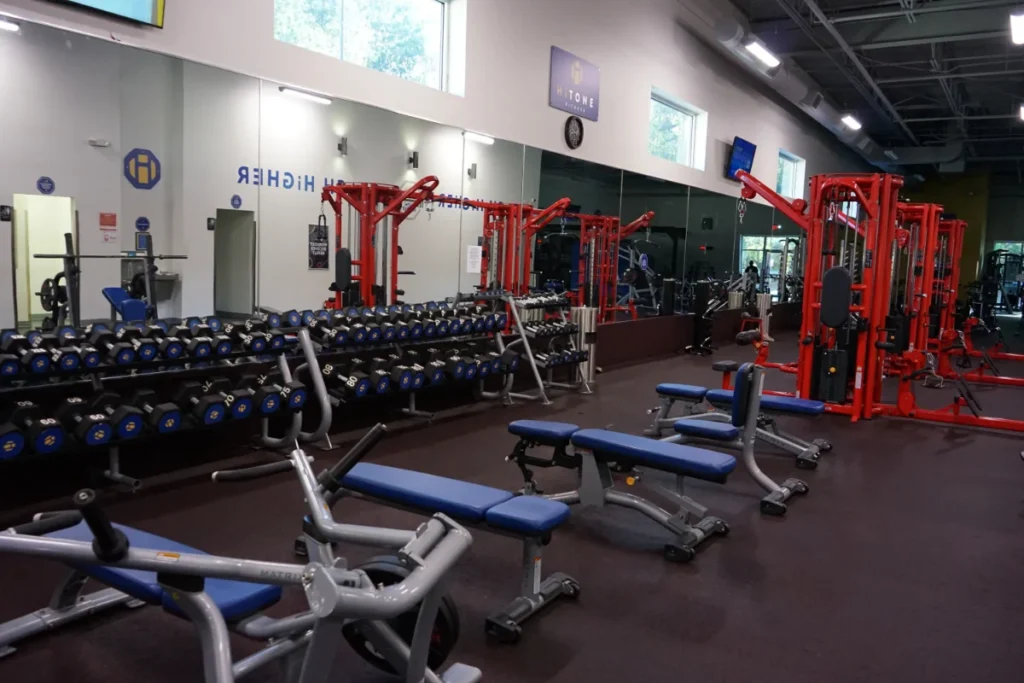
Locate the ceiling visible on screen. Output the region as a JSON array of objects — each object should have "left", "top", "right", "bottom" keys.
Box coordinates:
[{"left": 736, "top": 0, "right": 1024, "bottom": 178}]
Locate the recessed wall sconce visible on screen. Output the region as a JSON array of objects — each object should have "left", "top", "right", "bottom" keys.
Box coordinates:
[
  {"left": 467, "top": 163, "right": 478, "bottom": 179},
  {"left": 338, "top": 137, "right": 348, "bottom": 156},
  {"left": 408, "top": 151, "right": 419, "bottom": 169}
]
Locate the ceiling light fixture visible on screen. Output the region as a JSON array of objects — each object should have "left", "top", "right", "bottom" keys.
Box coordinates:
[
  {"left": 279, "top": 86, "right": 331, "bottom": 105},
  {"left": 0, "top": 16, "right": 20, "bottom": 33},
  {"left": 1011, "top": 11, "right": 1024, "bottom": 45},
  {"left": 744, "top": 41, "right": 781, "bottom": 68},
  {"left": 841, "top": 115, "right": 863, "bottom": 131},
  {"left": 464, "top": 131, "right": 495, "bottom": 146}
]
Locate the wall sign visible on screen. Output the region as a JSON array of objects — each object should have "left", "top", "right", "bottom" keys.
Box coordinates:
[
  {"left": 136, "top": 216, "right": 150, "bottom": 232},
  {"left": 308, "top": 223, "right": 328, "bottom": 270},
  {"left": 37, "top": 176, "right": 55, "bottom": 195},
  {"left": 564, "top": 116, "right": 584, "bottom": 150},
  {"left": 549, "top": 46, "right": 600, "bottom": 122},
  {"left": 466, "top": 245, "right": 483, "bottom": 274},
  {"left": 231, "top": 194, "right": 242, "bottom": 209},
  {"left": 100, "top": 212, "right": 117, "bottom": 227},
  {"left": 124, "top": 148, "right": 161, "bottom": 190}
]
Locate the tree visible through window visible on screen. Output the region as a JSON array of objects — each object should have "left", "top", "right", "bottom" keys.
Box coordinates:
[
  {"left": 649, "top": 96, "right": 695, "bottom": 166},
  {"left": 274, "top": 0, "right": 446, "bottom": 90}
]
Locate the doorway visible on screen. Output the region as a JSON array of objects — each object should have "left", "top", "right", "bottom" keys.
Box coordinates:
[
  {"left": 213, "top": 209, "right": 256, "bottom": 318},
  {"left": 12, "top": 195, "right": 76, "bottom": 329}
]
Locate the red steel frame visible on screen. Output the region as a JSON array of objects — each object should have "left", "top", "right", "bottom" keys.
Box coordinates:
[
  {"left": 322, "top": 176, "right": 439, "bottom": 308},
  {"left": 736, "top": 170, "right": 1024, "bottom": 433}
]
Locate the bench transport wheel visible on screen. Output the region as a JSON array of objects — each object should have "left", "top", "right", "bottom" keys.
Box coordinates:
[
  {"left": 663, "top": 543, "right": 696, "bottom": 563},
  {"left": 813, "top": 438, "right": 832, "bottom": 452},
  {"left": 562, "top": 578, "right": 581, "bottom": 599},
  {"left": 343, "top": 555, "right": 460, "bottom": 674},
  {"left": 795, "top": 455, "right": 819, "bottom": 471},
  {"left": 484, "top": 617, "right": 522, "bottom": 644},
  {"left": 714, "top": 519, "right": 730, "bottom": 536},
  {"left": 760, "top": 498, "right": 788, "bottom": 516}
]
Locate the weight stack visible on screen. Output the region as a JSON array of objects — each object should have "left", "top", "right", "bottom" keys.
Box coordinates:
[
  {"left": 660, "top": 279, "right": 678, "bottom": 316},
  {"left": 728, "top": 291, "right": 744, "bottom": 309},
  {"left": 572, "top": 306, "right": 598, "bottom": 384}
]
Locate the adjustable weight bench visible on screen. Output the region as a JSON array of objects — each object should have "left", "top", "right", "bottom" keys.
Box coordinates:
[
  {"left": 506, "top": 420, "right": 735, "bottom": 563},
  {"left": 646, "top": 359, "right": 831, "bottom": 469},
  {"left": 102, "top": 287, "right": 148, "bottom": 323},
  {"left": 661, "top": 363, "right": 808, "bottom": 515},
  {"left": 0, "top": 521, "right": 283, "bottom": 659},
  {"left": 308, "top": 462, "right": 578, "bottom": 644}
]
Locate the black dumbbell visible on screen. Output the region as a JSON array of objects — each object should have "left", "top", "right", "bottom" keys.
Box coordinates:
[
  {"left": 237, "top": 375, "right": 283, "bottom": 415},
  {"left": 203, "top": 378, "right": 254, "bottom": 420},
  {"left": 332, "top": 312, "right": 367, "bottom": 344},
  {"left": 185, "top": 316, "right": 223, "bottom": 335},
  {"left": 89, "top": 393, "right": 145, "bottom": 441},
  {"left": 173, "top": 382, "right": 227, "bottom": 426},
  {"left": 500, "top": 349, "right": 521, "bottom": 373},
  {"left": 88, "top": 329, "right": 136, "bottom": 365},
  {"left": 1, "top": 401, "right": 64, "bottom": 454},
  {"left": 267, "top": 371, "right": 308, "bottom": 411},
  {"left": 130, "top": 389, "right": 182, "bottom": 434},
  {"left": 402, "top": 350, "right": 432, "bottom": 389},
  {"left": 138, "top": 324, "right": 185, "bottom": 359},
  {"left": 415, "top": 349, "right": 447, "bottom": 385},
  {"left": 322, "top": 362, "right": 372, "bottom": 400},
  {"left": 0, "top": 421, "right": 26, "bottom": 460},
  {"left": 308, "top": 318, "right": 349, "bottom": 349},
  {"left": 384, "top": 354, "right": 415, "bottom": 392},
  {"left": 168, "top": 325, "right": 213, "bottom": 358},
  {"left": 0, "top": 331, "right": 51, "bottom": 373},
  {"left": 350, "top": 358, "right": 391, "bottom": 394},
  {"left": 437, "top": 349, "right": 468, "bottom": 381},
  {"left": 188, "top": 323, "right": 231, "bottom": 356},
  {"left": 51, "top": 330, "right": 103, "bottom": 369},
  {"left": 55, "top": 397, "right": 113, "bottom": 446},
  {"left": 31, "top": 333, "right": 82, "bottom": 372},
  {"left": 112, "top": 325, "right": 158, "bottom": 362},
  {"left": 222, "top": 321, "right": 269, "bottom": 354},
  {"left": 281, "top": 310, "right": 303, "bottom": 328}
]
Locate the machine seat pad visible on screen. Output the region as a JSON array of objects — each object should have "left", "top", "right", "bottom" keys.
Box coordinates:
[
  {"left": 655, "top": 384, "right": 708, "bottom": 400},
  {"left": 705, "top": 389, "right": 824, "bottom": 416},
  {"left": 48, "top": 522, "right": 282, "bottom": 621},
  {"left": 570, "top": 429, "right": 736, "bottom": 482},
  {"left": 485, "top": 496, "right": 571, "bottom": 535},
  {"left": 508, "top": 420, "right": 580, "bottom": 447},
  {"left": 711, "top": 360, "right": 740, "bottom": 372},
  {"left": 673, "top": 420, "right": 740, "bottom": 441},
  {"left": 102, "top": 287, "right": 147, "bottom": 322}
]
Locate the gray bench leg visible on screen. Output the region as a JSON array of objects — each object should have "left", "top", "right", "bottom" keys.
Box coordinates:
[
  {"left": 757, "top": 417, "right": 832, "bottom": 470},
  {"left": 484, "top": 538, "right": 580, "bottom": 643}
]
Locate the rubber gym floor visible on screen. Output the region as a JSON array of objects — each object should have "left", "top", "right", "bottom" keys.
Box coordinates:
[{"left": 2, "top": 333, "right": 1023, "bottom": 683}]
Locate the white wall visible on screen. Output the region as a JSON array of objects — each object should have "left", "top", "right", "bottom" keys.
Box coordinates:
[{"left": 0, "top": 0, "right": 867, "bottom": 205}]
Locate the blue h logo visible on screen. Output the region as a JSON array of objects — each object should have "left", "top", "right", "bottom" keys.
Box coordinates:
[{"left": 124, "top": 148, "right": 161, "bottom": 190}]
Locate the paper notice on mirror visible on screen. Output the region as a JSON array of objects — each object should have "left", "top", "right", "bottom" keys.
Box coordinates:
[{"left": 467, "top": 246, "right": 482, "bottom": 274}]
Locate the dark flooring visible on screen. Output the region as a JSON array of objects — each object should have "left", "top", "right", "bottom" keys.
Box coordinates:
[{"left": 2, "top": 336, "right": 1024, "bottom": 683}]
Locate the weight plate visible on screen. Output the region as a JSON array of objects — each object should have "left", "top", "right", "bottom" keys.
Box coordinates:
[{"left": 38, "top": 278, "right": 57, "bottom": 312}]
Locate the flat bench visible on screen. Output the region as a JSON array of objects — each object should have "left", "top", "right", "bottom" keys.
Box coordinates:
[
  {"left": 506, "top": 420, "right": 734, "bottom": 563},
  {"left": 655, "top": 384, "right": 825, "bottom": 416},
  {"left": 329, "top": 462, "right": 577, "bottom": 643}
]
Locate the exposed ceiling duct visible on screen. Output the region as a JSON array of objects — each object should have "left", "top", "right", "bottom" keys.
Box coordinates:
[{"left": 675, "top": 0, "right": 967, "bottom": 170}]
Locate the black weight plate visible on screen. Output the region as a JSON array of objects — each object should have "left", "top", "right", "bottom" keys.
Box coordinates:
[{"left": 38, "top": 278, "right": 57, "bottom": 312}]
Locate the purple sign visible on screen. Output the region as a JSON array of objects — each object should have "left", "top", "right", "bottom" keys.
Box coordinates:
[{"left": 549, "top": 46, "right": 600, "bottom": 122}]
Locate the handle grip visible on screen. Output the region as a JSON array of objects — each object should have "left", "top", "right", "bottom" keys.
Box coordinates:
[
  {"left": 74, "top": 489, "right": 129, "bottom": 562},
  {"left": 10, "top": 511, "right": 82, "bottom": 536},
  {"left": 319, "top": 423, "right": 388, "bottom": 493}
]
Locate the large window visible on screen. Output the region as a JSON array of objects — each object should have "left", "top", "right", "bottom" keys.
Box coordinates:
[
  {"left": 776, "top": 150, "right": 806, "bottom": 199},
  {"left": 275, "top": 0, "right": 449, "bottom": 91},
  {"left": 648, "top": 89, "right": 706, "bottom": 169},
  {"left": 739, "top": 235, "right": 800, "bottom": 300}
]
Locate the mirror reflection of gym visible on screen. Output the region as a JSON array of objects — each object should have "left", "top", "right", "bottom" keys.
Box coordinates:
[{"left": 12, "top": 194, "right": 77, "bottom": 330}]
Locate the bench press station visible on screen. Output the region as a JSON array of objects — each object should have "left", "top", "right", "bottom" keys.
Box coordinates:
[
  {"left": 646, "top": 360, "right": 831, "bottom": 470},
  {"left": 659, "top": 363, "right": 809, "bottom": 516},
  {"left": 505, "top": 421, "right": 736, "bottom": 563},
  {"left": 295, "top": 425, "right": 579, "bottom": 644}
]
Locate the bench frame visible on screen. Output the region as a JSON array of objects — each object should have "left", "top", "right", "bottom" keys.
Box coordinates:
[
  {"left": 308, "top": 485, "right": 580, "bottom": 644},
  {"left": 509, "top": 436, "right": 729, "bottom": 563},
  {"left": 660, "top": 365, "right": 809, "bottom": 516}
]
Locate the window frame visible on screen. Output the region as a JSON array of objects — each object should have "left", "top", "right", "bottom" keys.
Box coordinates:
[
  {"left": 648, "top": 88, "right": 706, "bottom": 170},
  {"left": 776, "top": 149, "right": 806, "bottom": 200}
]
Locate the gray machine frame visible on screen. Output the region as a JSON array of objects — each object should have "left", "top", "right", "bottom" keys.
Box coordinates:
[
  {"left": 656, "top": 365, "right": 809, "bottom": 516},
  {"left": 0, "top": 449, "right": 480, "bottom": 683}
]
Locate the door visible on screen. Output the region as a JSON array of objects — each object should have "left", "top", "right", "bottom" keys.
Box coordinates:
[
  {"left": 214, "top": 209, "right": 256, "bottom": 318},
  {"left": 12, "top": 195, "right": 76, "bottom": 328}
]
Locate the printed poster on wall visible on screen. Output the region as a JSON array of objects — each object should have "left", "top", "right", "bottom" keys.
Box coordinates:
[
  {"left": 308, "top": 223, "right": 329, "bottom": 270},
  {"left": 549, "top": 46, "right": 600, "bottom": 122}
]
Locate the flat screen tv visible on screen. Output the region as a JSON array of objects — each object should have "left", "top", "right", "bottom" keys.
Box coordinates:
[
  {"left": 52, "top": 1, "right": 165, "bottom": 29},
  {"left": 727, "top": 136, "right": 756, "bottom": 179}
]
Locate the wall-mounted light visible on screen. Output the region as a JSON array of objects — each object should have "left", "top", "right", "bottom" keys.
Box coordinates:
[
  {"left": 0, "top": 15, "right": 20, "bottom": 33},
  {"left": 1011, "top": 11, "right": 1024, "bottom": 45},
  {"left": 279, "top": 86, "right": 331, "bottom": 105},
  {"left": 464, "top": 131, "right": 495, "bottom": 146},
  {"left": 408, "top": 151, "right": 419, "bottom": 169},
  {"left": 467, "top": 162, "right": 478, "bottom": 179},
  {"left": 840, "top": 115, "right": 862, "bottom": 131},
  {"left": 744, "top": 40, "right": 780, "bottom": 68},
  {"left": 338, "top": 137, "right": 348, "bottom": 156}
]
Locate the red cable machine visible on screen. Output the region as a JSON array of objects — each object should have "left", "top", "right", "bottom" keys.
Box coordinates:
[{"left": 321, "top": 176, "right": 439, "bottom": 308}]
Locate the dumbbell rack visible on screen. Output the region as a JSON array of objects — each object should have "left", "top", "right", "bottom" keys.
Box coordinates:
[{"left": 495, "top": 293, "right": 592, "bottom": 406}]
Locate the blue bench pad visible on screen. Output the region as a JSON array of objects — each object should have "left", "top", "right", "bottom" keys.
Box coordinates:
[
  {"left": 570, "top": 429, "right": 737, "bottom": 481},
  {"left": 704, "top": 389, "right": 824, "bottom": 416},
  {"left": 48, "top": 522, "right": 281, "bottom": 621},
  {"left": 655, "top": 384, "right": 708, "bottom": 400},
  {"left": 508, "top": 420, "right": 580, "bottom": 446},
  {"left": 344, "top": 463, "right": 568, "bottom": 534},
  {"left": 102, "top": 287, "right": 147, "bottom": 322},
  {"left": 673, "top": 420, "right": 740, "bottom": 441}
]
